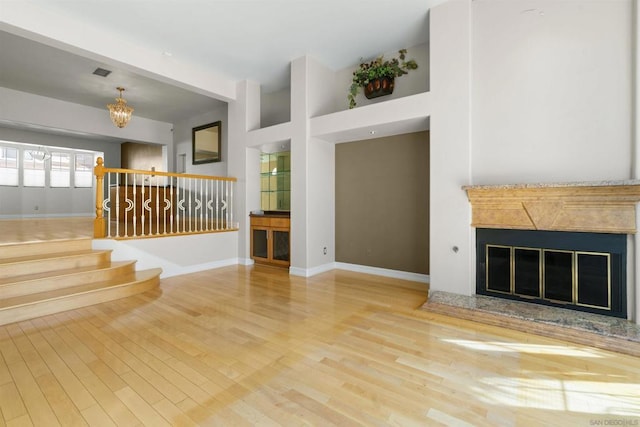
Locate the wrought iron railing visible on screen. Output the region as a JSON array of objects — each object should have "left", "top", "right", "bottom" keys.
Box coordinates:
[{"left": 93, "top": 157, "right": 237, "bottom": 238}]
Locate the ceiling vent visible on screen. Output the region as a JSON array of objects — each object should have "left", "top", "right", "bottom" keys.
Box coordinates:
[{"left": 93, "top": 67, "right": 112, "bottom": 77}]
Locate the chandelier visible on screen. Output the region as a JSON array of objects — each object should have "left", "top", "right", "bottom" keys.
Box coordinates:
[{"left": 107, "top": 87, "right": 134, "bottom": 128}]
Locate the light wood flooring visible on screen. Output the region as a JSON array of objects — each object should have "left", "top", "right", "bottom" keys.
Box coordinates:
[
  {"left": 0, "top": 265, "right": 638, "bottom": 426},
  {"left": 0, "top": 217, "right": 94, "bottom": 244},
  {"left": 1, "top": 218, "right": 639, "bottom": 425}
]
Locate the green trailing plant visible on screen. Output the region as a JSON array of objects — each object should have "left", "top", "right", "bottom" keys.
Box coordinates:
[{"left": 348, "top": 48, "right": 418, "bottom": 109}]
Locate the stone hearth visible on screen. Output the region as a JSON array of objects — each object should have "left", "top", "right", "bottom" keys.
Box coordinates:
[{"left": 421, "top": 291, "right": 640, "bottom": 357}]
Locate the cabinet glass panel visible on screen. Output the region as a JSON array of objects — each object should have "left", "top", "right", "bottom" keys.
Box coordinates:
[
  {"left": 544, "top": 251, "right": 573, "bottom": 302},
  {"left": 260, "top": 193, "right": 270, "bottom": 210},
  {"left": 269, "top": 192, "right": 278, "bottom": 211},
  {"left": 269, "top": 155, "right": 279, "bottom": 174},
  {"left": 577, "top": 253, "right": 610, "bottom": 309},
  {"left": 514, "top": 248, "right": 541, "bottom": 297},
  {"left": 260, "top": 154, "right": 271, "bottom": 174},
  {"left": 252, "top": 229, "right": 268, "bottom": 259},
  {"left": 269, "top": 174, "right": 278, "bottom": 189},
  {"left": 260, "top": 151, "right": 291, "bottom": 211},
  {"left": 260, "top": 175, "right": 270, "bottom": 189},
  {"left": 277, "top": 191, "right": 290, "bottom": 211},
  {"left": 486, "top": 246, "right": 511, "bottom": 293},
  {"left": 272, "top": 230, "right": 290, "bottom": 261}
]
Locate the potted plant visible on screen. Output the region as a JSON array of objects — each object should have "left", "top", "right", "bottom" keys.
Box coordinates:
[{"left": 348, "top": 48, "right": 418, "bottom": 109}]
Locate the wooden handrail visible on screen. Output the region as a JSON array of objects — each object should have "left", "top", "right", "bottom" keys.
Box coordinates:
[{"left": 99, "top": 166, "right": 237, "bottom": 182}]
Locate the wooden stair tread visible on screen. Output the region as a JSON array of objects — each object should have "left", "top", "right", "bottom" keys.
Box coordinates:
[
  {"left": 0, "top": 260, "right": 136, "bottom": 287},
  {"left": 0, "top": 268, "right": 162, "bottom": 310},
  {"left": 0, "top": 238, "right": 93, "bottom": 261},
  {"left": 0, "top": 249, "right": 110, "bottom": 266},
  {"left": 0, "top": 237, "right": 90, "bottom": 246}
]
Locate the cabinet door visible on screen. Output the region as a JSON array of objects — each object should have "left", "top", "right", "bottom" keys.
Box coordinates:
[
  {"left": 272, "top": 229, "right": 290, "bottom": 262},
  {"left": 251, "top": 227, "right": 269, "bottom": 260}
]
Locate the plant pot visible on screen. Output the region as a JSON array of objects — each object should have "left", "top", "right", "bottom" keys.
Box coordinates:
[{"left": 364, "top": 77, "right": 395, "bottom": 99}]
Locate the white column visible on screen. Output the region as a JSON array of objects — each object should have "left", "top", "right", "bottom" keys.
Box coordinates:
[
  {"left": 227, "top": 80, "right": 261, "bottom": 264},
  {"left": 288, "top": 55, "right": 337, "bottom": 277},
  {"left": 429, "top": 0, "right": 474, "bottom": 296},
  {"left": 289, "top": 56, "right": 310, "bottom": 275}
]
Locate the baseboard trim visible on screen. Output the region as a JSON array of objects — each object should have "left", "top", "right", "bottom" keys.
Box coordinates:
[
  {"left": 289, "top": 262, "right": 429, "bottom": 283},
  {"left": 289, "top": 262, "right": 335, "bottom": 277},
  {"left": 335, "top": 262, "right": 429, "bottom": 283},
  {"left": 160, "top": 258, "right": 240, "bottom": 278}
]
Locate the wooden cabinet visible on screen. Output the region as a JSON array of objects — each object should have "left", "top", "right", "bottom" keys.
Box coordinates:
[{"left": 250, "top": 214, "right": 290, "bottom": 267}]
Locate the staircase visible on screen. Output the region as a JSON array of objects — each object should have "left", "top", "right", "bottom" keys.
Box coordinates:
[{"left": 0, "top": 238, "right": 161, "bottom": 326}]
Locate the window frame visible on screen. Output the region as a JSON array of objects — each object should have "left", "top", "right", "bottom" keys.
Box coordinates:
[{"left": 0, "top": 146, "right": 19, "bottom": 187}]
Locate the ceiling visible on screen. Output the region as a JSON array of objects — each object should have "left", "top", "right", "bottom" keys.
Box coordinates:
[{"left": 0, "top": 0, "right": 438, "bottom": 126}]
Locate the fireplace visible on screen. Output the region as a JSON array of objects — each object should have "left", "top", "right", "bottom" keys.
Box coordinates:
[
  {"left": 464, "top": 181, "right": 640, "bottom": 322},
  {"left": 476, "top": 228, "right": 626, "bottom": 318}
]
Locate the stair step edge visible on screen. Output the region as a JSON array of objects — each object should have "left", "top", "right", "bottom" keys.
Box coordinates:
[
  {"left": 0, "top": 268, "right": 162, "bottom": 311},
  {"left": 0, "top": 238, "right": 93, "bottom": 257},
  {"left": 0, "top": 260, "right": 137, "bottom": 287},
  {"left": 0, "top": 249, "right": 112, "bottom": 266}
]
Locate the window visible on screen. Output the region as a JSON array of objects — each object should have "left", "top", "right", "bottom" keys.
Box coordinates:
[
  {"left": 75, "top": 153, "right": 94, "bottom": 188},
  {"left": 23, "top": 150, "right": 45, "bottom": 187},
  {"left": 0, "top": 146, "right": 19, "bottom": 186},
  {"left": 50, "top": 152, "right": 71, "bottom": 188}
]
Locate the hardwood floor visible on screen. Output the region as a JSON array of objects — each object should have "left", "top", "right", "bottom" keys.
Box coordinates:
[
  {"left": 1, "top": 264, "right": 639, "bottom": 426},
  {"left": 0, "top": 217, "right": 94, "bottom": 244}
]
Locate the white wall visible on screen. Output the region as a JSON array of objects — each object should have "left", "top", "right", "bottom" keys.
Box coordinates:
[
  {"left": 429, "top": 0, "right": 473, "bottom": 296},
  {"left": 257, "top": 43, "right": 429, "bottom": 129},
  {"left": 307, "top": 137, "right": 335, "bottom": 271},
  {"left": 286, "top": 56, "right": 339, "bottom": 276},
  {"left": 428, "top": 0, "right": 634, "bottom": 298},
  {"left": 471, "top": 0, "right": 633, "bottom": 184},
  {"left": 289, "top": 56, "right": 310, "bottom": 273},
  {"left": 0, "top": 126, "right": 120, "bottom": 165},
  {"left": 228, "top": 80, "right": 262, "bottom": 263},
  {"left": 93, "top": 232, "right": 239, "bottom": 278},
  {"left": 261, "top": 88, "right": 291, "bottom": 128},
  {"left": 0, "top": 88, "right": 174, "bottom": 146},
  {"left": 331, "top": 42, "right": 430, "bottom": 114},
  {"left": 468, "top": 0, "right": 635, "bottom": 320},
  {"left": 173, "top": 106, "right": 228, "bottom": 176}
]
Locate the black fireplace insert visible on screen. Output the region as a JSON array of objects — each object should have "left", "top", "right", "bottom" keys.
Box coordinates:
[{"left": 476, "top": 229, "right": 626, "bottom": 318}]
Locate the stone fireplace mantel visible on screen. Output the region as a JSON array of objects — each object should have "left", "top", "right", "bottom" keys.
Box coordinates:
[{"left": 463, "top": 180, "right": 640, "bottom": 234}]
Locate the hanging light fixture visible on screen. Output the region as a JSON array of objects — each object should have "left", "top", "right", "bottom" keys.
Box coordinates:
[
  {"left": 107, "top": 87, "right": 134, "bottom": 128},
  {"left": 27, "top": 146, "right": 51, "bottom": 161}
]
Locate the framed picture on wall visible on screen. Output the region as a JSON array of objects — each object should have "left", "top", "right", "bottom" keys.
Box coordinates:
[{"left": 192, "top": 121, "right": 221, "bottom": 164}]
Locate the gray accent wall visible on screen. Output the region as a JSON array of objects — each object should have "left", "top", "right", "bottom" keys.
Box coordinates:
[{"left": 335, "top": 131, "right": 429, "bottom": 274}]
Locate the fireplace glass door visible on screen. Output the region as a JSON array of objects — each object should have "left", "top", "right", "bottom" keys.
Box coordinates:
[
  {"left": 477, "top": 229, "right": 625, "bottom": 318},
  {"left": 543, "top": 250, "right": 574, "bottom": 303},
  {"left": 514, "top": 248, "right": 541, "bottom": 297},
  {"left": 576, "top": 252, "right": 610, "bottom": 309}
]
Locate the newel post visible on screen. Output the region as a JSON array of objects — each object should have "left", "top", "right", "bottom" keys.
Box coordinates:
[{"left": 93, "top": 157, "right": 106, "bottom": 238}]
